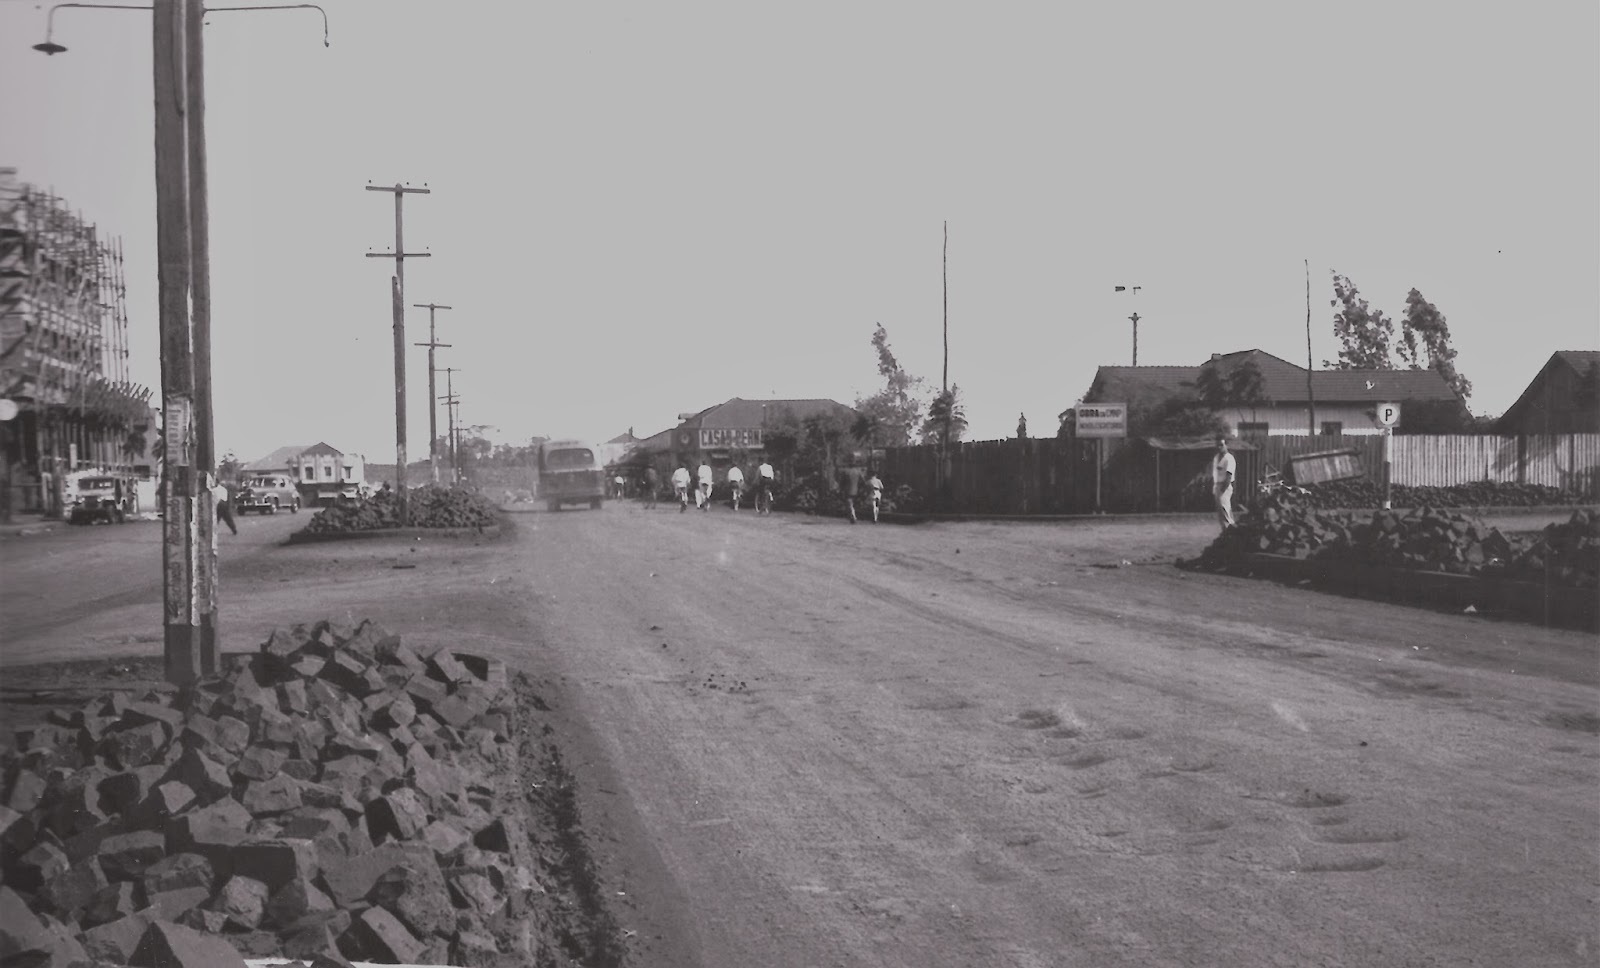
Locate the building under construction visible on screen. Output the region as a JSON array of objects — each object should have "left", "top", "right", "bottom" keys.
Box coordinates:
[{"left": 0, "top": 166, "right": 154, "bottom": 519}]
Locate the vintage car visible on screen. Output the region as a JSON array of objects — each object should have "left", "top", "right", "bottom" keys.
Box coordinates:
[
  {"left": 537, "top": 440, "right": 606, "bottom": 511},
  {"left": 236, "top": 474, "right": 301, "bottom": 514},
  {"left": 68, "top": 474, "right": 138, "bottom": 524}
]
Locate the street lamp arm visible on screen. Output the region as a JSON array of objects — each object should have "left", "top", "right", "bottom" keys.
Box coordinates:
[
  {"left": 35, "top": 4, "right": 151, "bottom": 54},
  {"left": 203, "top": 3, "right": 329, "bottom": 47}
]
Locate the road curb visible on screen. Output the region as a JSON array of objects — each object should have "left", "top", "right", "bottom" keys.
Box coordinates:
[{"left": 285, "top": 522, "right": 504, "bottom": 545}]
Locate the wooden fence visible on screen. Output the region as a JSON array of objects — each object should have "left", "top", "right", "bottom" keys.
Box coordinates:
[{"left": 879, "top": 433, "right": 1600, "bottom": 514}]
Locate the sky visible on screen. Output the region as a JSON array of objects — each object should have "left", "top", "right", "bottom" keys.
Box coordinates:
[{"left": 2, "top": 0, "right": 1596, "bottom": 464}]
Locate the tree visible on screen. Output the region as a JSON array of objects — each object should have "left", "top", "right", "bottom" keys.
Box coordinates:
[
  {"left": 1016, "top": 413, "right": 1028, "bottom": 439},
  {"left": 1195, "top": 359, "right": 1266, "bottom": 410},
  {"left": 921, "top": 385, "right": 968, "bottom": 445},
  {"left": 852, "top": 324, "right": 924, "bottom": 448},
  {"left": 217, "top": 450, "right": 244, "bottom": 486},
  {"left": 1400, "top": 289, "right": 1472, "bottom": 401},
  {"left": 1326, "top": 272, "right": 1396, "bottom": 370}
]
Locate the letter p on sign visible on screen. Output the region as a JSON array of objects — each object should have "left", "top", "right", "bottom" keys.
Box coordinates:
[{"left": 1377, "top": 402, "right": 1401, "bottom": 428}]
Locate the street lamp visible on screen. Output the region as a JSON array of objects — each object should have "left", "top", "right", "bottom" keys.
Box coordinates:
[{"left": 30, "top": 0, "right": 327, "bottom": 684}]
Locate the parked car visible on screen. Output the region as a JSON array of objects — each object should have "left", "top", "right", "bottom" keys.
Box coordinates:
[
  {"left": 236, "top": 474, "right": 301, "bottom": 514},
  {"left": 67, "top": 473, "right": 138, "bottom": 524}
]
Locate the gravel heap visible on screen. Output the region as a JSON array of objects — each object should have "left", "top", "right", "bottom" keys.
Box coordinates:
[
  {"left": 1295, "top": 479, "right": 1583, "bottom": 510},
  {"left": 0, "top": 619, "right": 541, "bottom": 968},
  {"left": 299, "top": 485, "right": 500, "bottom": 535},
  {"left": 1195, "top": 495, "right": 1599, "bottom": 591}
]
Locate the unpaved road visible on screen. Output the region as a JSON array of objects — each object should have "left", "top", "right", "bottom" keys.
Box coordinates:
[{"left": 2, "top": 505, "right": 1597, "bottom": 967}]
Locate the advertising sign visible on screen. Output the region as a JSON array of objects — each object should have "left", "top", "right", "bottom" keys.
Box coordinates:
[
  {"left": 699, "top": 428, "right": 764, "bottom": 449},
  {"left": 1074, "top": 403, "right": 1128, "bottom": 438}
]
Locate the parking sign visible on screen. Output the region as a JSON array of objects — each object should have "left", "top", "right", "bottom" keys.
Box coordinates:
[{"left": 1376, "top": 402, "right": 1401, "bottom": 429}]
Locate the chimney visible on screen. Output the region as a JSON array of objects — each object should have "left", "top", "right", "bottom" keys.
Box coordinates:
[{"left": 1210, "top": 353, "right": 1222, "bottom": 361}]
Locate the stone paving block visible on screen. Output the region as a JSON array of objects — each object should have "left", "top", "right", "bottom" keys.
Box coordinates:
[
  {"left": 291, "top": 654, "right": 328, "bottom": 678},
  {"left": 15, "top": 723, "right": 74, "bottom": 753},
  {"left": 345, "top": 619, "right": 400, "bottom": 663},
  {"left": 427, "top": 648, "right": 472, "bottom": 685},
  {"left": 121, "top": 702, "right": 184, "bottom": 731},
  {"left": 281, "top": 758, "right": 318, "bottom": 782},
  {"left": 325, "top": 731, "right": 385, "bottom": 760},
  {"left": 177, "top": 906, "right": 229, "bottom": 934},
  {"left": 13, "top": 839, "right": 70, "bottom": 890},
  {"left": 241, "top": 773, "right": 303, "bottom": 815},
  {"left": 264, "top": 871, "right": 336, "bottom": 929},
  {"left": 165, "top": 796, "right": 251, "bottom": 866},
  {"left": 210, "top": 874, "right": 270, "bottom": 930},
  {"left": 366, "top": 787, "right": 430, "bottom": 844},
  {"left": 322, "top": 652, "right": 378, "bottom": 698},
  {"left": 45, "top": 763, "right": 115, "bottom": 838},
  {"left": 0, "top": 804, "right": 32, "bottom": 848},
  {"left": 81, "top": 912, "right": 150, "bottom": 964},
  {"left": 262, "top": 626, "right": 302, "bottom": 662},
  {"left": 5, "top": 768, "right": 47, "bottom": 813},
  {"left": 22, "top": 914, "right": 88, "bottom": 968},
  {"left": 420, "top": 818, "right": 469, "bottom": 856},
  {"left": 163, "top": 746, "right": 233, "bottom": 803},
  {"left": 368, "top": 848, "right": 453, "bottom": 939},
  {"left": 131, "top": 780, "right": 196, "bottom": 826},
  {"left": 213, "top": 715, "right": 250, "bottom": 755},
  {"left": 98, "top": 828, "right": 168, "bottom": 882},
  {"left": 278, "top": 679, "right": 309, "bottom": 715},
  {"left": 446, "top": 870, "right": 506, "bottom": 919},
  {"left": 60, "top": 816, "right": 127, "bottom": 864},
  {"left": 317, "top": 843, "right": 426, "bottom": 907},
  {"left": 130, "top": 918, "right": 249, "bottom": 968},
  {"left": 230, "top": 837, "right": 318, "bottom": 891},
  {"left": 278, "top": 909, "right": 350, "bottom": 961},
  {"left": 38, "top": 853, "right": 107, "bottom": 919},
  {"left": 0, "top": 884, "right": 53, "bottom": 959},
  {"left": 82, "top": 880, "right": 140, "bottom": 927},
  {"left": 376, "top": 636, "right": 427, "bottom": 674},
  {"left": 141, "top": 884, "right": 211, "bottom": 922},
  {"left": 233, "top": 745, "right": 288, "bottom": 783},
  {"left": 403, "top": 673, "right": 449, "bottom": 711},
  {"left": 142, "top": 852, "right": 215, "bottom": 895},
  {"left": 224, "top": 929, "right": 284, "bottom": 959},
  {"left": 345, "top": 905, "right": 426, "bottom": 965},
  {"left": 100, "top": 764, "right": 166, "bottom": 816}
]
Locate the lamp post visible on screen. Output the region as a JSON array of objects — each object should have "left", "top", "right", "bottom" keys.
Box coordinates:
[
  {"left": 33, "top": 0, "right": 327, "bottom": 684},
  {"left": 1114, "top": 285, "right": 1141, "bottom": 365}
]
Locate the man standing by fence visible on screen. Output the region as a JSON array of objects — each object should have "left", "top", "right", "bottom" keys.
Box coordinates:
[{"left": 1213, "top": 436, "right": 1236, "bottom": 531}]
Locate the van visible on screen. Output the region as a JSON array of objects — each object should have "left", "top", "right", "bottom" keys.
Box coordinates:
[{"left": 537, "top": 440, "right": 606, "bottom": 511}]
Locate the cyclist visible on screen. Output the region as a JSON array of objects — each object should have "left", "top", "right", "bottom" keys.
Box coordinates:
[
  {"left": 671, "top": 464, "right": 692, "bottom": 513},
  {"left": 726, "top": 463, "right": 745, "bottom": 511},
  {"left": 756, "top": 457, "right": 776, "bottom": 515},
  {"left": 866, "top": 469, "right": 884, "bottom": 523}
]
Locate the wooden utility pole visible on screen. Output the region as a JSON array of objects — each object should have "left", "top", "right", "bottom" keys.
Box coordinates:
[
  {"left": 1305, "top": 259, "right": 1317, "bottom": 435},
  {"left": 1129, "top": 312, "right": 1141, "bottom": 366},
  {"left": 412, "top": 302, "right": 452, "bottom": 483},
  {"left": 441, "top": 366, "right": 460, "bottom": 484},
  {"left": 154, "top": 0, "right": 212, "bottom": 684},
  {"left": 365, "top": 182, "right": 430, "bottom": 525},
  {"left": 184, "top": 0, "right": 218, "bottom": 669}
]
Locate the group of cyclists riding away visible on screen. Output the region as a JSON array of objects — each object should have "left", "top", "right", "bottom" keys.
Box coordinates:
[{"left": 659, "top": 458, "right": 883, "bottom": 522}]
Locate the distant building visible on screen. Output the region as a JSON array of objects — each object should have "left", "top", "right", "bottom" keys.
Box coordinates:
[
  {"left": 245, "top": 442, "right": 365, "bottom": 503},
  {"left": 1084, "top": 349, "right": 1464, "bottom": 436},
  {"left": 1496, "top": 351, "right": 1600, "bottom": 435}
]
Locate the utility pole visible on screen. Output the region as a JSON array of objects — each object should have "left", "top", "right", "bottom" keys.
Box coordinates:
[
  {"left": 184, "top": 0, "right": 218, "bottom": 674},
  {"left": 1115, "top": 285, "right": 1142, "bottom": 365},
  {"left": 1305, "top": 259, "right": 1317, "bottom": 435},
  {"left": 365, "top": 182, "right": 430, "bottom": 525},
  {"left": 412, "top": 302, "right": 452, "bottom": 483},
  {"left": 441, "top": 366, "right": 459, "bottom": 484},
  {"left": 154, "top": 0, "right": 212, "bottom": 685}
]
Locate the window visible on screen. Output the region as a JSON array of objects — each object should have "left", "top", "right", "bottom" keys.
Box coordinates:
[
  {"left": 1320, "top": 421, "right": 1343, "bottom": 436},
  {"left": 324, "top": 465, "right": 334, "bottom": 479},
  {"left": 343, "top": 466, "right": 353, "bottom": 480},
  {"left": 303, "top": 466, "right": 314, "bottom": 481},
  {"left": 1236, "top": 421, "right": 1269, "bottom": 436}
]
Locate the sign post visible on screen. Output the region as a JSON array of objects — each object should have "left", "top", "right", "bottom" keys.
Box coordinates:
[
  {"left": 1376, "top": 402, "right": 1400, "bottom": 510},
  {"left": 1074, "top": 403, "right": 1128, "bottom": 513}
]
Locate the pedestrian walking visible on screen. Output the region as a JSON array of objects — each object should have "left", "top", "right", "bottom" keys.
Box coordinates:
[
  {"left": 838, "top": 460, "right": 865, "bottom": 524},
  {"left": 210, "top": 473, "right": 237, "bottom": 535},
  {"left": 643, "top": 465, "right": 659, "bottom": 509},
  {"left": 726, "top": 463, "right": 745, "bottom": 511},
  {"left": 1212, "top": 435, "right": 1236, "bottom": 531},
  {"left": 696, "top": 460, "right": 714, "bottom": 511},
  {"left": 756, "top": 457, "right": 776, "bottom": 515},
  {"left": 866, "top": 469, "right": 884, "bottom": 523},
  {"left": 671, "top": 465, "right": 691, "bottom": 513}
]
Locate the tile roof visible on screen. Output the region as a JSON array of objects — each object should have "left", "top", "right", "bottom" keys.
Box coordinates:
[
  {"left": 696, "top": 397, "right": 857, "bottom": 429},
  {"left": 1087, "top": 349, "right": 1459, "bottom": 405},
  {"left": 298, "top": 441, "right": 345, "bottom": 457},
  {"left": 1555, "top": 350, "right": 1600, "bottom": 373}
]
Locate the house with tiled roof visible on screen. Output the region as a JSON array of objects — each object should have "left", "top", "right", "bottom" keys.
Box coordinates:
[
  {"left": 245, "top": 442, "right": 365, "bottom": 504},
  {"left": 1084, "top": 350, "right": 1465, "bottom": 436},
  {"left": 1496, "top": 351, "right": 1600, "bottom": 435}
]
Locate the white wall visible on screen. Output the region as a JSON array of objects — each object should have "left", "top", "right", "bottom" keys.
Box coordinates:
[{"left": 1218, "top": 404, "right": 1385, "bottom": 436}]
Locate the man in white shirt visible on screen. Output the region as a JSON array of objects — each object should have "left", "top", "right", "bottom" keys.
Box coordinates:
[
  {"left": 756, "top": 458, "right": 776, "bottom": 515},
  {"left": 1212, "top": 436, "right": 1237, "bottom": 531},
  {"left": 695, "top": 461, "right": 714, "bottom": 511},
  {"left": 725, "top": 464, "right": 745, "bottom": 511},
  {"left": 671, "top": 465, "right": 692, "bottom": 513}
]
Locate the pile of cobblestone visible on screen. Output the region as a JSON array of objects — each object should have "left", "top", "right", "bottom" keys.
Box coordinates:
[{"left": 0, "top": 619, "right": 540, "bottom": 968}]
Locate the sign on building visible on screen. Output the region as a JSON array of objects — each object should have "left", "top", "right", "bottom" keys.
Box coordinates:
[
  {"left": 699, "top": 428, "right": 763, "bottom": 449},
  {"left": 1074, "top": 403, "right": 1128, "bottom": 438},
  {"left": 1375, "top": 402, "right": 1401, "bottom": 429}
]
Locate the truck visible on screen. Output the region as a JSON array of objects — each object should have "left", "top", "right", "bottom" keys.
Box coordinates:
[
  {"left": 537, "top": 439, "right": 606, "bottom": 511},
  {"left": 67, "top": 471, "right": 139, "bottom": 524}
]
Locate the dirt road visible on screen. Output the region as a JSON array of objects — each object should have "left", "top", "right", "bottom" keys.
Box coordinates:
[{"left": 2, "top": 506, "right": 1597, "bottom": 967}]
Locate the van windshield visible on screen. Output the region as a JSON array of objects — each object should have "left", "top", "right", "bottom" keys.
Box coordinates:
[{"left": 545, "top": 449, "right": 595, "bottom": 468}]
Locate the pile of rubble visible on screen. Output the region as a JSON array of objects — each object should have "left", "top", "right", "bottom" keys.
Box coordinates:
[
  {"left": 1297, "top": 479, "right": 1581, "bottom": 510},
  {"left": 0, "top": 619, "right": 542, "bottom": 967},
  {"left": 1195, "top": 494, "right": 1598, "bottom": 591},
  {"left": 299, "top": 485, "right": 499, "bottom": 535}
]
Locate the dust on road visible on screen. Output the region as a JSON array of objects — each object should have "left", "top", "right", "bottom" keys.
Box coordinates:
[{"left": 2, "top": 505, "right": 1596, "bottom": 967}]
